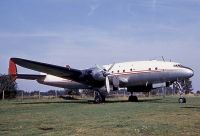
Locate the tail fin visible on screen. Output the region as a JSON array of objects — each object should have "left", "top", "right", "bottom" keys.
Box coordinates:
[{"left": 8, "top": 59, "right": 17, "bottom": 80}]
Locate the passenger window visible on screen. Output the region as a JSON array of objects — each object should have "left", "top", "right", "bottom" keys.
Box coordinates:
[
  {"left": 123, "top": 70, "right": 125, "bottom": 72},
  {"left": 130, "top": 68, "right": 132, "bottom": 71},
  {"left": 149, "top": 68, "right": 151, "bottom": 71},
  {"left": 117, "top": 70, "right": 120, "bottom": 73},
  {"left": 155, "top": 67, "right": 158, "bottom": 70}
]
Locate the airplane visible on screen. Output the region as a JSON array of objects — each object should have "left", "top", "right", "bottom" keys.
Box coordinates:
[{"left": 8, "top": 58, "right": 194, "bottom": 103}]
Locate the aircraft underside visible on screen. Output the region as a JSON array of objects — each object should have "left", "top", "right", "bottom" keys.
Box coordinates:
[{"left": 36, "top": 73, "right": 188, "bottom": 104}]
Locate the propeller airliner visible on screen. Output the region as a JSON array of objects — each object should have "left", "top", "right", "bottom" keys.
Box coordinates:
[{"left": 9, "top": 58, "right": 194, "bottom": 103}]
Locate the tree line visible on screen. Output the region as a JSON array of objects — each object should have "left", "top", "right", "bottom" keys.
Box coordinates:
[{"left": 0, "top": 74, "right": 17, "bottom": 99}]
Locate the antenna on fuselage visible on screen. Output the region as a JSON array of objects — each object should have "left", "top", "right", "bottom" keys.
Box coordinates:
[{"left": 162, "top": 56, "right": 165, "bottom": 62}]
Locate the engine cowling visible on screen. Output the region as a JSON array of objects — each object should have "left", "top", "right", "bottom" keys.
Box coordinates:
[
  {"left": 90, "top": 68, "right": 106, "bottom": 81},
  {"left": 86, "top": 64, "right": 115, "bottom": 93}
]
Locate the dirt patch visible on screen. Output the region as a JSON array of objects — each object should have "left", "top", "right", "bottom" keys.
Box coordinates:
[
  {"left": 38, "top": 127, "right": 54, "bottom": 131},
  {"left": 0, "top": 128, "right": 9, "bottom": 132}
]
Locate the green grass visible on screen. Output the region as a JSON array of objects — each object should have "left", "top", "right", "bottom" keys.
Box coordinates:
[{"left": 0, "top": 96, "right": 200, "bottom": 136}]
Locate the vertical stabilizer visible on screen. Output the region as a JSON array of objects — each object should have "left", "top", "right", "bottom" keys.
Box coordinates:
[{"left": 8, "top": 59, "right": 17, "bottom": 80}]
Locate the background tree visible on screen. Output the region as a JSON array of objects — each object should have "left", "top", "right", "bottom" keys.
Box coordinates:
[
  {"left": 65, "top": 89, "right": 80, "bottom": 95},
  {"left": 0, "top": 74, "right": 17, "bottom": 99},
  {"left": 172, "top": 79, "right": 193, "bottom": 94},
  {"left": 180, "top": 79, "right": 193, "bottom": 94}
]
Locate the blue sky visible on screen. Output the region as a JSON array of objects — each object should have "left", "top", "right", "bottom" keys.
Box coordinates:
[{"left": 0, "top": 0, "right": 199, "bottom": 91}]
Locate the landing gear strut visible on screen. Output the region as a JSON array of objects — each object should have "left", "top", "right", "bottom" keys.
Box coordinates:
[
  {"left": 128, "top": 92, "right": 138, "bottom": 102},
  {"left": 174, "top": 81, "right": 186, "bottom": 103},
  {"left": 94, "top": 91, "right": 105, "bottom": 103}
]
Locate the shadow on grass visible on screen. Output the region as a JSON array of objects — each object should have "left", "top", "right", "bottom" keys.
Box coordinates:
[
  {"left": 141, "top": 98, "right": 178, "bottom": 104},
  {"left": 180, "top": 106, "right": 200, "bottom": 110},
  {"left": 39, "top": 127, "right": 54, "bottom": 131},
  {"left": 104, "top": 98, "right": 163, "bottom": 103},
  {"left": 16, "top": 100, "right": 90, "bottom": 105},
  {"left": 15, "top": 98, "right": 166, "bottom": 105}
]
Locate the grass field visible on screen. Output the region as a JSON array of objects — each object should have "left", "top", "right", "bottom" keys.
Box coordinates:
[{"left": 0, "top": 96, "right": 200, "bottom": 136}]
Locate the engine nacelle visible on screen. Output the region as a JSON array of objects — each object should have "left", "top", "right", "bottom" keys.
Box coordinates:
[{"left": 90, "top": 68, "right": 106, "bottom": 81}]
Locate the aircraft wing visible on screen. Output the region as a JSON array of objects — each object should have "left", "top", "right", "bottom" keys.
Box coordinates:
[{"left": 10, "top": 58, "right": 82, "bottom": 81}]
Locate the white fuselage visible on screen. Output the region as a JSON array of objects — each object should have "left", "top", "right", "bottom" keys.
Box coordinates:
[{"left": 37, "top": 60, "right": 193, "bottom": 90}]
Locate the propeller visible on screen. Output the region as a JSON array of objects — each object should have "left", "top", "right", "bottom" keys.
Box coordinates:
[
  {"left": 104, "top": 63, "right": 116, "bottom": 93},
  {"left": 95, "top": 63, "right": 115, "bottom": 93},
  {"left": 105, "top": 76, "right": 110, "bottom": 93}
]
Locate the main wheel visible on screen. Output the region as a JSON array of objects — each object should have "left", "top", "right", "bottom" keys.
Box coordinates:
[
  {"left": 94, "top": 95, "right": 102, "bottom": 103},
  {"left": 179, "top": 97, "right": 186, "bottom": 103},
  {"left": 128, "top": 96, "right": 138, "bottom": 102}
]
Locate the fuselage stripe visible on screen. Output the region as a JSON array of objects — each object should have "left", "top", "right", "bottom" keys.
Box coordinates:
[{"left": 110, "top": 69, "right": 177, "bottom": 76}]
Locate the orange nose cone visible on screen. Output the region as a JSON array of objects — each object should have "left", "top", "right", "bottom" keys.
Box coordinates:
[{"left": 8, "top": 59, "right": 17, "bottom": 81}]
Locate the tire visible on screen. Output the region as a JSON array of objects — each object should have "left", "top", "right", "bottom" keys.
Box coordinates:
[
  {"left": 128, "top": 96, "right": 138, "bottom": 102},
  {"left": 94, "top": 95, "right": 102, "bottom": 104},
  {"left": 179, "top": 97, "right": 186, "bottom": 103}
]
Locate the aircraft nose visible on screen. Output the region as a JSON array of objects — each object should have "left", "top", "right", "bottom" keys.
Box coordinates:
[{"left": 184, "top": 67, "right": 194, "bottom": 78}]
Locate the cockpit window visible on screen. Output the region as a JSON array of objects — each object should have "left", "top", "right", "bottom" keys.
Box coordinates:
[
  {"left": 174, "top": 64, "right": 184, "bottom": 68},
  {"left": 174, "top": 64, "right": 192, "bottom": 71}
]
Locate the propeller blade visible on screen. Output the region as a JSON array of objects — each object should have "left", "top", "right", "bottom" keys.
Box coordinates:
[
  {"left": 105, "top": 76, "right": 110, "bottom": 93},
  {"left": 95, "top": 64, "right": 103, "bottom": 70},
  {"left": 107, "top": 62, "right": 115, "bottom": 72}
]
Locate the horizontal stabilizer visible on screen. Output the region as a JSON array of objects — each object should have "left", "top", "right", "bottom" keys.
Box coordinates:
[{"left": 16, "top": 74, "right": 46, "bottom": 80}]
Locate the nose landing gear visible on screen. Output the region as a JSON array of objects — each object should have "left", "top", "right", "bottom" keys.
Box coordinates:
[{"left": 174, "top": 81, "right": 186, "bottom": 103}]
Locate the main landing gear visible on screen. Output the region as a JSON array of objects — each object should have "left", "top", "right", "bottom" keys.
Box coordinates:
[
  {"left": 174, "top": 81, "right": 186, "bottom": 103},
  {"left": 94, "top": 91, "right": 106, "bottom": 103},
  {"left": 128, "top": 92, "right": 138, "bottom": 102}
]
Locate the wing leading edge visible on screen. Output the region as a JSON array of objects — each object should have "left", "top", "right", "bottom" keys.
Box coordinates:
[{"left": 10, "top": 58, "right": 82, "bottom": 82}]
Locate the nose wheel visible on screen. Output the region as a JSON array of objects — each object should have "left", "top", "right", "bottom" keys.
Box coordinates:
[{"left": 178, "top": 97, "right": 186, "bottom": 103}]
